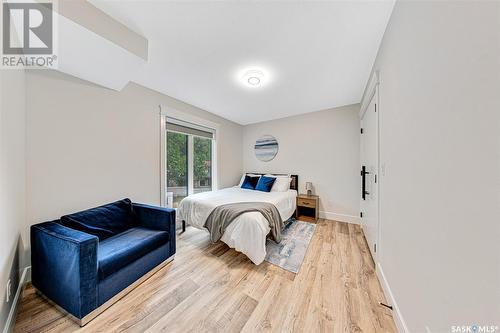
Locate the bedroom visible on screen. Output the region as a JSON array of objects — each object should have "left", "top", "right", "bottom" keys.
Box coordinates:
[{"left": 1, "top": 1, "right": 498, "bottom": 333}]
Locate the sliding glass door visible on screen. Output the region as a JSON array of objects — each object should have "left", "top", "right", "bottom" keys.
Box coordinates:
[
  {"left": 166, "top": 131, "right": 189, "bottom": 207},
  {"left": 166, "top": 118, "right": 215, "bottom": 208},
  {"left": 193, "top": 136, "right": 212, "bottom": 194}
]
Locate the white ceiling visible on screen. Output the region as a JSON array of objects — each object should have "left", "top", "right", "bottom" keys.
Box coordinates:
[{"left": 90, "top": 1, "right": 394, "bottom": 125}]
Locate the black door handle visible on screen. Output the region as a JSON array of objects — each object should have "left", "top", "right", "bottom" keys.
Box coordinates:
[{"left": 361, "top": 166, "right": 369, "bottom": 200}]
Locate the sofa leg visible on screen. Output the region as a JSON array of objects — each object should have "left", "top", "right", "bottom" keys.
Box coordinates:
[{"left": 182, "top": 220, "right": 186, "bottom": 233}]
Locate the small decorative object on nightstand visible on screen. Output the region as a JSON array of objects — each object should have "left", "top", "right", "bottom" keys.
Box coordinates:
[
  {"left": 305, "top": 182, "right": 313, "bottom": 196},
  {"left": 296, "top": 194, "right": 319, "bottom": 223}
]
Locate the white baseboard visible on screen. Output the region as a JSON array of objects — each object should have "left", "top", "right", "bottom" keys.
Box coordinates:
[
  {"left": 3, "top": 266, "right": 30, "bottom": 333},
  {"left": 319, "top": 211, "right": 361, "bottom": 224},
  {"left": 376, "top": 262, "right": 409, "bottom": 333}
]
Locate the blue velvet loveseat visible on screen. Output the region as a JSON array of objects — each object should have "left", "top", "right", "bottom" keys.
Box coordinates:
[{"left": 30, "top": 198, "right": 176, "bottom": 326}]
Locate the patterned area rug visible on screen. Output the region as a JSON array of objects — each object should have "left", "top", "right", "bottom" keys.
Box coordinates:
[{"left": 265, "top": 218, "right": 316, "bottom": 273}]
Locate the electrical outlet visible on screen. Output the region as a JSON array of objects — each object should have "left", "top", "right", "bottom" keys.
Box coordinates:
[{"left": 6, "top": 279, "right": 11, "bottom": 303}]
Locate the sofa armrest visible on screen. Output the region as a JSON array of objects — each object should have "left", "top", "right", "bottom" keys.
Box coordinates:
[
  {"left": 132, "top": 203, "right": 176, "bottom": 255},
  {"left": 31, "top": 221, "right": 98, "bottom": 319}
]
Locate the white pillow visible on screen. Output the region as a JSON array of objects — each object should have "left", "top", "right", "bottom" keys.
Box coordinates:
[
  {"left": 238, "top": 174, "right": 245, "bottom": 186},
  {"left": 238, "top": 173, "right": 261, "bottom": 187},
  {"left": 265, "top": 174, "right": 291, "bottom": 192}
]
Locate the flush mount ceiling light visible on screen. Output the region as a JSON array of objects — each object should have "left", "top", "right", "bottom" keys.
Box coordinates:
[{"left": 241, "top": 69, "right": 266, "bottom": 88}]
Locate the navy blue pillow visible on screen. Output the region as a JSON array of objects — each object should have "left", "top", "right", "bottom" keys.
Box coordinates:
[
  {"left": 255, "top": 176, "right": 276, "bottom": 192},
  {"left": 61, "top": 198, "right": 137, "bottom": 240},
  {"left": 241, "top": 175, "right": 260, "bottom": 190}
]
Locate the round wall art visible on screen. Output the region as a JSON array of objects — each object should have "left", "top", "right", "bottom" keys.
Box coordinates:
[{"left": 254, "top": 135, "right": 279, "bottom": 162}]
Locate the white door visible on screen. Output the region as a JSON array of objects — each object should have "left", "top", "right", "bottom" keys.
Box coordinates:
[{"left": 360, "top": 92, "right": 379, "bottom": 261}]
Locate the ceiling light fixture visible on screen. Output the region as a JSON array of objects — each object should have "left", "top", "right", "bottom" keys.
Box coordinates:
[
  {"left": 248, "top": 76, "right": 260, "bottom": 86},
  {"left": 241, "top": 69, "right": 265, "bottom": 88}
]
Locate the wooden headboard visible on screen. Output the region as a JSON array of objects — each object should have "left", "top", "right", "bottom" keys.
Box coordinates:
[{"left": 246, "top": 173, "right": 299, "bottom": 192}]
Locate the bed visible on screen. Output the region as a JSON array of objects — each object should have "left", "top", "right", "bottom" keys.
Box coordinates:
[{"left": 177, "top": 174, "right": 298, "bottom": 264}]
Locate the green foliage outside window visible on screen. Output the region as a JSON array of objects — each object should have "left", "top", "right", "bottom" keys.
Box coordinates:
[
  {"left": 167, "top": 132, "right": 187, "bottom": 187},
  {"left": 166, "top": 132, "right": 212, "bottom": 188},
  {"left": 193, "top": 136, "right": 211, "bottom": 187}
]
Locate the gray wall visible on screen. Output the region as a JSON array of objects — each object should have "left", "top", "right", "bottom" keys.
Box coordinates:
[
  {"left": 243, "top": 105, "right": 360, "bottom": 223},
  {"left": 365, "top": 1, "right": 500, "bottom": 332},
  {"left": 25, "top": 69, "right": 243, "bottom": 239},
  {"left": 0, "top": 69, "right": 28, "bottom": 332}
]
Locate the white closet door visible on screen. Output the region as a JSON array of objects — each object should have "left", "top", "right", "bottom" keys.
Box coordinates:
[{"left": 360, "top": 92, "right": 379, "bottom": 261}]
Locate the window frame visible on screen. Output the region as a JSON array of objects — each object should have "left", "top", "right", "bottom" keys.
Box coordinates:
[{"left": 159, "top": 105, "right": 218, "bottom": 208}]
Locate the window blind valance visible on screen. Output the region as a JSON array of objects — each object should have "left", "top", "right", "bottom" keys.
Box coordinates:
[{"left": 166, "top": 117, "right": 215, "bottom": 139}]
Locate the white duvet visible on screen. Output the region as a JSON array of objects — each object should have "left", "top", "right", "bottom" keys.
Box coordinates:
[{"left": 177, "top": 187, "right": 297, "bottom": 264}]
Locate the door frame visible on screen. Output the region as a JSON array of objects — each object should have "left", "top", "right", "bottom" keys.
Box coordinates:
[{"left": 359, "top": 70, "right": 381, "bottom": 264}]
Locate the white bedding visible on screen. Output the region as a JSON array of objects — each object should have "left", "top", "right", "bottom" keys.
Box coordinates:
[{"left": 177, "top": 187, "right": 297, "bottom": 264}]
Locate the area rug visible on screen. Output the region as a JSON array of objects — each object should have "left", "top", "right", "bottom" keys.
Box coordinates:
[{"left": 265, "top": 218, "right": 316, "bottom": 273}]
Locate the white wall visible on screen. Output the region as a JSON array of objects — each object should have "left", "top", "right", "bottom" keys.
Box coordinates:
[
  {"left": 0, "top": 68, "right": 27, "bottom": 331},
  {"left": 365, "top": 1, "right": 500, "bottom": 332},
  {"left": 26, "top": 70, "right": 243, "bottom": 231},
  {"left": 243, "top": 105, "right": 360, "bottom": 223}
]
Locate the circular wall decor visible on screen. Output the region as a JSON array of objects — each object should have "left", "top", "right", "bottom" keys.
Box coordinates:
[{"left": 254, "top": 135, "right": 279, "bottom": 162}]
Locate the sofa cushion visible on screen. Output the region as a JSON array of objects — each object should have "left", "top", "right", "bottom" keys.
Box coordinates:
[
  {"left": 97, "top": 227, "right": 169, "bottom": 280},
  {"left": 61, "top": 199, "right": 137, "bottom": 240}
]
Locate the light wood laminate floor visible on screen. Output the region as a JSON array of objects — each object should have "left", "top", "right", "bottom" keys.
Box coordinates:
[{"left": 13, "top": 220, "right": 397, "bottom": 333}]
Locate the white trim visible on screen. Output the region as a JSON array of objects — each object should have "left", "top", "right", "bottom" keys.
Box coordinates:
[
  {"left": 376, "top": 75, "right": 383, "bottom": 264},
  {"left": 319, "top": 211, "right": 361, "bottom": 224},
  {"left": 3, "top": 266, "right": 30, "bottom": 333},
  {"left": 360, "top": 70, "right": 380, "bottom": 118},
  {"left": 376, "top": 262, "right": 410, "bottom": 333},
  {"left": 211, "top": 132, "right": 218, "bottom": 190},
  {"left": 160, "top": 107, "right": 167, "bottom": 207},
  {"left": 187, "top": 135, "right": 194, "bottom": 195}
]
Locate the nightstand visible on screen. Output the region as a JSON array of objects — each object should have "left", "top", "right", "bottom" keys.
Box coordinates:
[{"left": 296, "top": 194, "right": 319, "bottom": 222}]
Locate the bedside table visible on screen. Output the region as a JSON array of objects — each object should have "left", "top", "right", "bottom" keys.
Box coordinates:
[{"left": 296, "top": 194, "right": 319, "bottom": 222}]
